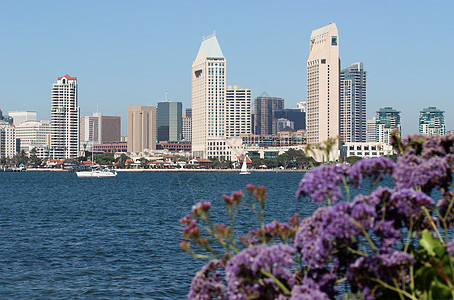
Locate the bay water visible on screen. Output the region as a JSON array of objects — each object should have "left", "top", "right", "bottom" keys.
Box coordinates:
[{"left": 0, "top": 171, "right": 385, "bottom": 299}]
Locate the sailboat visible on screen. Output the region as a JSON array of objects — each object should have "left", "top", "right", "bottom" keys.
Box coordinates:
[
  {"left": 239, "top": 156, "right": 250, "bottom": 175},
  {"left": 76, "top": 133, "right": 117, "bottom": 177}
]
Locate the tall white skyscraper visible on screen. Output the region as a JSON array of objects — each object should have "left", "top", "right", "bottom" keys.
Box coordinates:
[
  {"left": 307, "top": 23, "right": 340, "bottom": 144},
  {"left": 50, "top": 74, "right": 80, "bottom": 158},
  {"left": 340, "top": 62, "right": 367, "bottom": 142},
  {"left": 192, "top": 34, "right": 226, "bottom": 158},
  {"left": 225, "top": 85, "right": 251, "bottom": 137}
]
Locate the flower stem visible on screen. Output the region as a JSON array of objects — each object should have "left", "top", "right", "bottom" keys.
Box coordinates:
[
  {"left": 423, "top": 207, "right": 444, "bottom": 244},
  {"left": 370, "top": 278, "right": 418, "bottom": 300},
  {"left": 260, "top": 269, "right": 291, "bottom": 295}
]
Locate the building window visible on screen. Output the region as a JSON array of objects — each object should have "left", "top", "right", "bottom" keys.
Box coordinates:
[{"left": 331, "top": 36, "right": 337, "bottom": 46}]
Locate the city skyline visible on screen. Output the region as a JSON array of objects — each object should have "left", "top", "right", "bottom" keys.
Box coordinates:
[{"left": 1, "top": 1, "right": 453, "bottom": 136}]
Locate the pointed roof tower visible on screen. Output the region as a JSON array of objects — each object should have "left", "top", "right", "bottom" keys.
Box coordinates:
[{"left": 194, "top": 34, "right": 224, "bottom": 62}]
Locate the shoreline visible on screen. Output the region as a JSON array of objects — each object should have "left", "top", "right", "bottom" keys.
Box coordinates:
[{"left": 23, "top": 168, "right": 307, "bottom": 173}]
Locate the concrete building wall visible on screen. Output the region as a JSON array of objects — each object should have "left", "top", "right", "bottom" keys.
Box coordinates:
[
  {"left": 307, "top": 23, "right": 339, "bottom": 144},
  {"left": 127, "top": 106, "right": 157, "bottom": 152},
  {"left": 225, "top": 85, "right": 251, "bottom": 137}
]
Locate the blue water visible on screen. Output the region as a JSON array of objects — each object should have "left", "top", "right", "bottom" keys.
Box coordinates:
[{"left": 0, "top": 172, "right": 317, "bottom": 299}]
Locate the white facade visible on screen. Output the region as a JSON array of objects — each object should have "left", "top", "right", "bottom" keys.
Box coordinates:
[
  {"left": 50, "top": 74, "right": 80, "bottom": 158},
  {"left": 0, "top": 122, "right": 17, "bottom": 158},
  {"left": 15, "top": 120, "right": 51, "bottom": 151},
  {"left": 8, "top": 111, "right": 37, "bottom": 126},
  {"left": 341, "top": 142, "right": 395, "bottom": 159},
  {"left": 225, "top": 85, "right": 251, "bottom": 138},
  {"left": 366, "top": 117, "right": 377, "bottom": 142},
  {"left": 206, "top": 137, "right": 244, "bottom": 161},
  {"left": 307, "top": 23, "right": 340, "bottom": 144},
  {"left": 182, "top": 115, "right": 192, "bottom": 141},
  {"left": 192, "top": 34, "right": 226, "bottom": 158},
  {"left": 80, "top": 113, "right": 101, "bottom": 151},
  {"left": 297, "top": 101, "right": 307, "bottom": 112}
]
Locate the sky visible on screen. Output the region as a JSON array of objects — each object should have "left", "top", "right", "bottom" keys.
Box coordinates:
[{"left": 0, "top": 0, "right": 453, "bottom": 136}]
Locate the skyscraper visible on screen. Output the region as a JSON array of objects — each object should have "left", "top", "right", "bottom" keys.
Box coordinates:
[
  {"left": 376, "top": 107, "right": 401, "bottom": 145},
  {"left": 50, "top": 74, "right": 80, "bottom": 158},
  {"left": 253, "top": 95, "right": 284, "bottom": 135},
  {"left": 366, "top": 117, "right": 377, "bottom": 142},
  {"left": 225, "top": 85, "right": 251, "bottom": 137},
  {"left": 419, "top": 107, "right": 445, "bottom": 136},
  {"left": 157, "top": 101, "right": 182, "bottom": 142},
  {"left": 127, "top": 106, "right": 157, "bottom": 152},
  {"left": 340, "top": 62, "right": 367, "bottom": 142},
  {"left": 192, "top": 33, "right": 226, "bottom": 158},
  {"left": 307, "top": 23, "right": 340, "bottom": 144},
  {"left": 182, "top": 108, "right": 192, "bottom": 141}
]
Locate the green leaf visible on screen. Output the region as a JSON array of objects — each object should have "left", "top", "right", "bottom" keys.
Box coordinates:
[
  {"left": 420, "top": 229, "right": 442, "bottom": 257},
  {"left": 431, "top": 277, "right": 452, "bottom": 300}
]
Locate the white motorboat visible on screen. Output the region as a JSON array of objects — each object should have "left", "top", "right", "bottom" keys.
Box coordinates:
[
  {"left": 239, "top": 156, "right": 250, "bottom": 175},
  {"left": 76, "top": 168, "right": 117, "bottom": 178}
]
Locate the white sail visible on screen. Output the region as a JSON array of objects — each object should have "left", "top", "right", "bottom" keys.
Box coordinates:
[{"left": 240, "top": 156, "right": 250, "bottom": 175}]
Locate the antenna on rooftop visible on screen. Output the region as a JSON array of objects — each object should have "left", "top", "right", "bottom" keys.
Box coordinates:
[{"left": 165, "top": 91, "right": 169, "bottom": 101}]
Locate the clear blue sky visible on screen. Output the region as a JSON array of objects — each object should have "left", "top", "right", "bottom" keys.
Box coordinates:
[{"left": 0, "top": 0, "right": 452, "bottom": 136}]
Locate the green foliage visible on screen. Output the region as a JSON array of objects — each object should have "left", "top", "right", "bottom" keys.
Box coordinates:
[{"left": 93, "top": 153, "right": 115, "bottom": 165}]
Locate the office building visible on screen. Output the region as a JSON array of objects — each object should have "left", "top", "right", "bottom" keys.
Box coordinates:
[
  {"left": 182, "top": 113, "right": 192, "bottom": 141},
  {"left": 192, "top": 33, "right": 226, "bottom": 158},
  {"left": 253, "top": 94, "right": 284, "bottom": 135},
  {"left": 419, "top": 107, "right": 445, "bottom": 136},
  {"left": 8, "top": 111, "right": 37, "bottom": 126},
  {"left": 50, "top": 74, "right": 80, "bottom": 158},
  {"left": 307, "top": 23, "right": 340, "bottom": 144},
  {"left": 127, "top": 106, "right": 157, "bottom": 152},
  {"left": 157, "top": 101, "right": 182, "bottom": 142},
  {"left": 366, "top": 117, "right": 377, "bottom": 142},
  {"left": 80, "top": 113, "right": 121, "bottom": 151},
  {"left": 274, "top": 109, "right": 306, "bottom": 132},
  {"left": 15, "top": 120, "right": 51, "bottom": 151},
  {"left": 0, "top": 122, "right": 17, "bottom": 158},
  {"left": 340, "top": 62, "right": 367, "bottom": 142},
  {"left": 225, "top": 85, "right": 252, "bottom": 137},
  {"left": 376, "top": 107, "right": 401, "bottom": 145}
]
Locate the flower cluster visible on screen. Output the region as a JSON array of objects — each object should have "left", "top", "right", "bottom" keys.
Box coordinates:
[{"left": 181, "top": 133, "right": 454, "bottom": 300}]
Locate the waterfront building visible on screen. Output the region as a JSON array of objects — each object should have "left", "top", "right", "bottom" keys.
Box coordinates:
[
  {"left": 376, "top": 107, "right": 401, "bottom": 145},
  {"left": 15, "top": 120, "right": 51, "bottom": 151},
  {"left": 273, "top": 109, "right": 306, "bottom": 132},
  {"left": 50, "top": 74, "right": 80, "bottom": 158},
  {"left": 366, "top": 117, "right": 377, "bottom": 143},
  {"left": 182, "top": 113, "right": 192, "bottom": 141},
  {"left": 225, "top": 85, "right": 252, "bottom": 137},
  {"left": 419, "top": 107, "right": 445, "bottom": 136},
  {"left": 253, "top": 94, "right": 284, "bottom": 135},
  {"left": 80, "top": 113, "right": 121, "bottom": 151},
  {"left": 8, "top": 111, "right": 37, "bottom": 126},
  {"left": 241, "top": 129, "right": 307, "bottom": 148},
  {"left": 192, "top": 33, "right": 226, "bottom": 158},
  {"left": 0, "top": 122, "right": 17, "bottom": 158},
  {"left": 127, "top": 106, "right": 157, "bottom": 152},
  {"left": 307, "top": 23, "right": 340, "bottom": 144},
  {"left": 157, "top": 101, "right": 182, "bottom": 142},
  {"left": 341, "top": 142, "right": 395, "bottom": 159},
  {"left": 93, "top": 142, "right": 128, "bottom": 153},
  {"left": 340, "top": 62, "right": 367, "bottom": 142},
  {"left": 156, "top": 140, "right": 192, "bottom": 152}
]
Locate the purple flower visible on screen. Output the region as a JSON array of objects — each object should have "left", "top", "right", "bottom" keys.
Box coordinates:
[
  {"left": 349, "top": 157, "right": 395, "bottom": 187},
  {"left": 448, "top": 239, "right": 454, "bottom": 257},
  {"left": 373, "top": 220, "right": 401, "bottom": 252},
  {"left": 189, "top": 260, "right": 226, "bottom": 300},
  {"left": 296, "top": 164, "right": 350, "bottom": 204},
  {"left": 225, "top": 244, "right": 295, "bottom": 299},
  {"left": 394, "top": 149, "right": 451, "bottom": 192},
  {"left": 294, "top": 207, "right": 330, "bottom": 268},
  {"left": 347, "top": 251, "right": 415, "bottom": 299},
  {"left": 192, "top": 201, "right": 212, "bottom": 219},
  {"left": 290, "top": 278, "right": 329, "bottom": 300},
  {"left": 391, "top": 188, "right": 434, "bottom": 217}
]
